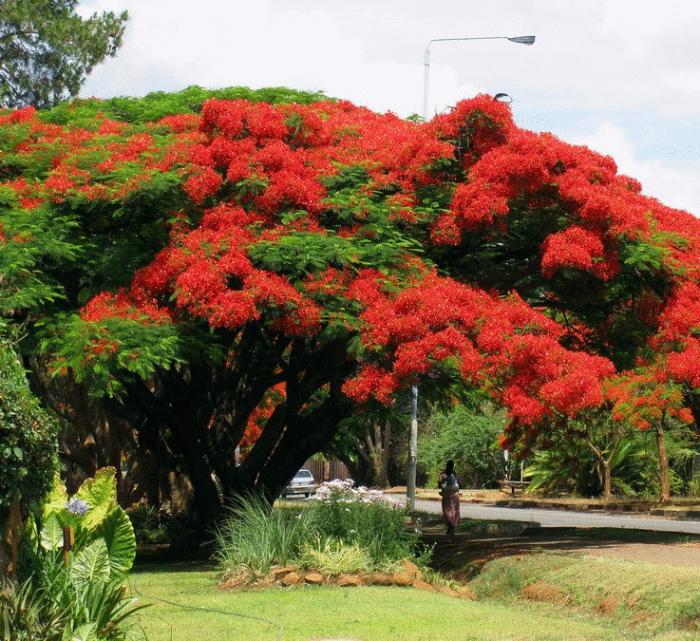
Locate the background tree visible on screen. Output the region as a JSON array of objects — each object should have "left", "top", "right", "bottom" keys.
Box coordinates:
[
  {"left": 420, "top": 404, "right": 508, "bottom": 489},
  {"left": 0, "top": 0, "right": 127, "bottom": 108}
]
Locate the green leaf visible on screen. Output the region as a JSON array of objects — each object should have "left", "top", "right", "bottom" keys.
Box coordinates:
[
  {"left": 100, "top": 506, "right": 136, "bottom": 576},
  {"left": 40, "top": 512, "right": 63, "bottom": 550},
  {"left": 75, "top": 467, "right": 117, "bottom": 530},
  {"left": 42, "top": 474, "right": 68, "bottom": 519},
  {"left": 69, "top": 623, "right": 98, "bottom": 641},
  {"left": 70, "top": 538, "right": 110, "bottom": 587}
]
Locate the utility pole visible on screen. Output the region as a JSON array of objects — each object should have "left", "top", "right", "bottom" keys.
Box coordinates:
[{"left": 407, "top": 384, "right": 418, "bottom": 511}]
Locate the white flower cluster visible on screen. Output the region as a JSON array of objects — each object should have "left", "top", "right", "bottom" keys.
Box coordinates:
[{"left": 312, "top": 479, "right": 386, "bottom": 505}]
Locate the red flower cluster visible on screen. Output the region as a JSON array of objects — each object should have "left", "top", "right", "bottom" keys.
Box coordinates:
[
  {"left": 82, "top": 291, "right": 171, "bottom": 324},
  {"left": 541, "top": 226, "right": 618, "bottom": 280},
  {"left": 650, "top": 282, "right": 700, "bottom": 388},
  {"left": 344, "top": 272, "right": 614, "bottom": 426},
  {"left": 128, "top": 203, "right": 321, "bottom": 336},
  {"left": 605, "top": 371, "right": 692, "bottom": 431}
]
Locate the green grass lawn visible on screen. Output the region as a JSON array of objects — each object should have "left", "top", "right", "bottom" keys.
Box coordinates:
[{"left": 128, "top": 563, "right": 696, "bottom": 641}]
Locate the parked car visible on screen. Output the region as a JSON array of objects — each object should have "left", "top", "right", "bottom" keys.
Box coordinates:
[{"left": 283, "top": 468, "right": 318, "bottom": 498}]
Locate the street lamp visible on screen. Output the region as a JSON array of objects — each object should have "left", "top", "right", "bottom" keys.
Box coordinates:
[
  {"left": 406, "top": 33, "right": 536, "bottom": 514},
  {"left": 422, "top": 35, "right": 535, "bottom": 120}
]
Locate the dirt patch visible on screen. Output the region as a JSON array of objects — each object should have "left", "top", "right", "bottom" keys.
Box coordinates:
[
  {"left": 596, "top": 596, "right": 620, "bottom": 616},
  {"left": 521, "top": 580, "right": 569, "bottom": 604}
]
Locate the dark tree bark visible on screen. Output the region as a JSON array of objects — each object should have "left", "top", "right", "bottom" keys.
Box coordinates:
[
  {"left": 352, "top": 420, "right": 392, "bottom": 488},
  {"left": 100, "top": 332, "right": 356, "bottom": 524},
  {"left": 0, "top": 501, "right": 22, "bottom": 578}
]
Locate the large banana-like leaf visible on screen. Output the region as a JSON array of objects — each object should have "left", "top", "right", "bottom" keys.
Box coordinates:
[
  {"left": 42, "top": 474, "right": 68, "bottom": 519},
  {"left": 40, "top": 512, "right": 63, "bottom": 551},
  {"left": 100, "top": 506, "right": 136, "bottom": 576},
  {"left": 75, "top": 467, "right": 117, "bottom": 530},
  {"left": 70, "top": 538, "right": 110, "bottom": 587}
]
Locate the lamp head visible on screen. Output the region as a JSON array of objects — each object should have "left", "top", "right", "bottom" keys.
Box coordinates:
[
  {"left": 493, "top": 93, "right": 512, "bottom": 103},
  {"left": 507, "top": 35, "right": 536, "bottom": 45}
]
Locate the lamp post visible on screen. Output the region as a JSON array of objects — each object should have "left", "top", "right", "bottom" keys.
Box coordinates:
[
  {"left": 406, "top": 384, "right": 419, "bottom": 512},
  {"left": 406, "top": 33, "right": 536, "bottom": 514},
  {"left": 422, "top": 35, "right": 535, "bottom": 120}
]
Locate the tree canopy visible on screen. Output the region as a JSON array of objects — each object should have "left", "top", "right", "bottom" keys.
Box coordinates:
[
  {"left": 1, "top": 87, "right": 699, "bottom": 517},
  {"left": 0, "top": 0, "right": 127, "bottom": 108}
]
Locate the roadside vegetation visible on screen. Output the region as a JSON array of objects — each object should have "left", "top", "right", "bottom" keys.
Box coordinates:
[
  {"left": 472, "top": 552, "right": 700, "bottom": 635},
  {"left": 215, "top": 483, "right": 422, "bottom": 584}
]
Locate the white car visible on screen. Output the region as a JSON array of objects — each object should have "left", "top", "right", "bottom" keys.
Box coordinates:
[{"left": 283, "top": 468, "right": 318, "bottom": 498}]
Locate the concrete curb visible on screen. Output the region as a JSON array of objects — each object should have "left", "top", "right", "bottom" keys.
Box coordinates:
[{"left": 410, "top": 495, "right": 700, "bottom": 521}]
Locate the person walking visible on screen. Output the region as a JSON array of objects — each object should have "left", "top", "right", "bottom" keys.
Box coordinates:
[{"left": 438, "top": 460, "right": 460, "bottom": 536}]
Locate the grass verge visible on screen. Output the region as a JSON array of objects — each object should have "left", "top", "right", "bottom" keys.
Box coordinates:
[
  {"left": 471, "top": 552, "right": 700, "bottom": 634},
  {"left": 129, "top": 563, "right": 697, "bottom": 641}
]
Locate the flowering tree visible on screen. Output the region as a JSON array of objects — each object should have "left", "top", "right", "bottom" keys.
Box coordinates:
[{"left": 2, "top": 88, "right": 699, "bottom": 518}]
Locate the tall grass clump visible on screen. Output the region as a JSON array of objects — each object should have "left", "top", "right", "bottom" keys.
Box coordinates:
[{"left": 215, "top": 494, "right": 317, "bottom": 577}]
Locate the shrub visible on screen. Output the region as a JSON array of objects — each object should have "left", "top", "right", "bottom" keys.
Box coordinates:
[
  {"left": 525, "top": 430, "right": 695, "bottom": 498},
  {"left": 0, "top": 577, "right": 65, "bottom": 641},
  {"left": 128, "top": 505, "right": 198, "bottom": 547},
  {"left": 0, "top": 339, "right": 58, "bottom": 575},
  {"left": 215, "top": 484, "right": 421, "bottom": 580},
  {"left": 311, "top": 480, "right": 418, "bottom": 566},
  {"left": 128, "top": 505, "right": 169, "bottom": 545}
]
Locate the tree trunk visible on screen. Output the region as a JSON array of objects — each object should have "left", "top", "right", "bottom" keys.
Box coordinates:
[
  {"left": 602, "top": 459, "right": 612, "bottom": 502},
  {"left": 656, "top": 418, "right": 671, "bottom": 503},
  {"left": 585, "top": 439, "right": 612, "bottom": 501},
  {"left": 368, "top": 421, "right": 391, "bottom": 488},
  {"left": 0, "top": 502, "right": 22, "bottom": 578}
]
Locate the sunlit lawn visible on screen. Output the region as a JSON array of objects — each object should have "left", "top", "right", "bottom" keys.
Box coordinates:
[{"left": 128, "top": 563, "right": 694, "bottom": 641}]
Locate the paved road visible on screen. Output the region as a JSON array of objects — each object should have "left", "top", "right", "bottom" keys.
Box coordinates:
[{"left": 407, "top": 498, "right": 700, "bottom": 535}]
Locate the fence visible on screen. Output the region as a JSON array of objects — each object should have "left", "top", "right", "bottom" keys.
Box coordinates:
[{"left": 303, "top": 459, "right": 351, "bottom": 483}]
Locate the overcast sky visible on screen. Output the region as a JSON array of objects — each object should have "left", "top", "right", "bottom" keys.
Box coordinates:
[{"left": 79, "top": 0, "right": 700, "bottom": 215}]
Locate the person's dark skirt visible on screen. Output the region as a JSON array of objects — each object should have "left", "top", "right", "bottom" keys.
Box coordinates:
[{"left": 441, "top": 488, "right": 460, "bottom": 534}]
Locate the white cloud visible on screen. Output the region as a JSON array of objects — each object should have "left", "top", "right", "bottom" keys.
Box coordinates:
[
  {"left": 572, "top": 122, "right": 700, "bottom": 216},
  {"left": 77, "top": 0, "right": 700, "bottom": 214}
]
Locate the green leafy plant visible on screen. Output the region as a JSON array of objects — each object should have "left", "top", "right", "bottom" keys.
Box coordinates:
[
  {"left": 0, "top": 339, "right": 58, "bottom": 577},
  {"left": 0, "top": 577, "right": 66, "bottom": 641},
  {"left": 16, "top": 469, "right": 144, "bottom": 641},
  {"left": 40, "top": 468, "right": 136, "bottom": 580}
]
